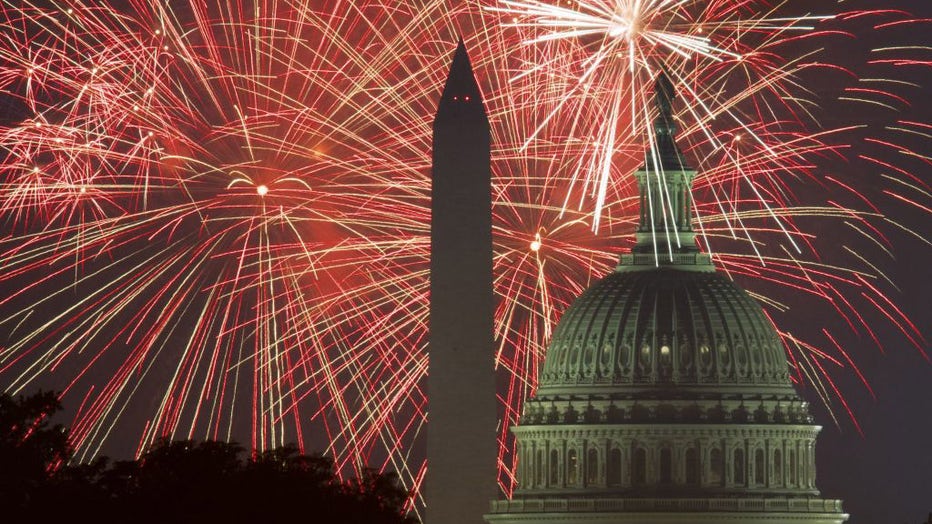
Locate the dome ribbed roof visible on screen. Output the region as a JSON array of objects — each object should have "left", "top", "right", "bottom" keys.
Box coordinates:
[{"left": 537, "top": 267, "right": 796, "bottom": 399}]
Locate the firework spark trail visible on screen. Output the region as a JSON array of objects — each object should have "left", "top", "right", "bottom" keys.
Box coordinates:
[
  {"left": 456, "top": 0, "right": 930, "bottom": 495},
  {"left": 488, "top": 0, "right": 855, "bottom": 236},
  {"left": 0, "top": 0, "right": 929, "bottom": 509},
  {"left": 0, "top": 0, "right": 442, "bottom": 471}
]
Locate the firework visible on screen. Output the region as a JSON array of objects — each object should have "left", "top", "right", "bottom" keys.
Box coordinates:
[
  {"left": 0, "top": 0, "right": 928, "bottom": 512},
  {"left": 0, "top": 0, "right": 449, "bottom": 494}
]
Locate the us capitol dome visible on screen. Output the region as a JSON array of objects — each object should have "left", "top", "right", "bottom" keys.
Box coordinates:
[{"left": 485, "top": 74, "right": 848, "bottom": 524}]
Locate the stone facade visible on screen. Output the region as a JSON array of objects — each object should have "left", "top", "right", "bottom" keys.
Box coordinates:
[{"left": 512, "top": 425, "right": 819, "bottom": 493}]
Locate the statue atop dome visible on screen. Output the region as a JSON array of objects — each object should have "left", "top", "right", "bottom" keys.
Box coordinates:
[{"left": 644, "top": 69, "right": 689, "bottom": 172}]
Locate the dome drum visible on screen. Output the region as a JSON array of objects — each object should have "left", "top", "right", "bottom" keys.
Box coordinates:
[{"left": 510, "top": 424, "right": 822, "bottom": 497}]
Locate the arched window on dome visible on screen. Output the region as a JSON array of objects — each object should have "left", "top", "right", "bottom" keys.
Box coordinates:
[
  {"left": 679, "top": 336, "right": 692, "bottom": 371},
  {"left": 586, "top": 338, "right": 599, "bottom": 367},
  {"left": 608, "top": 447, "right": 622, "bottom": 486},
  {"left": 718, "top": 343, "right": 730, "bottom": 371},
  {"left": 639, "top": 343, "right": 651, "bottom": 368},
  {"left": 699, "top": 344, "right": 712, "bottom": 373},
  {"left": 586, "top": 448, "right": 599, "bottom": 485},
  {"left": 773, "top": 449, "right": 783, "bottom": 486},
  {"left": 754, "top": 448, "right": 765, "bottom": 485},
  {"left": 685, "top": 447, "right": 699, "bottom": 486},
  {"left": 709, "top": 447, "right": 724, "bottom": 486},
  {"left": 789, "top": 449, "right": 797, "bottom": 486},
  {"left": 658, "top": 344, "right": 672, "bottom": 379},
  {"left": 549, "top": 449, "right": 559, "bottom": 486},
  {"left": 733, "top": 448, "right": 745, "bottom": 485},
  {"left": 619, "top": 343, "right": 632, "bottom": 372},
  {"left": 567, "top": 449, "right": 579, "bottom": 485},
  {"left": 601, "top": 340, "right": 613, "bottom": 368},
  {"left": 633, "top": 447, "right": 647, "bottom": 485},
  {"left": 659, "top": 447, "right": 673, "bottom": 484}
]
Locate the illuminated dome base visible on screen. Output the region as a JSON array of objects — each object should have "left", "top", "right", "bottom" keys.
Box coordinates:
[
  {"left": 486, "top": 411, "right": 848, "bottom": 523},
  {"left": 488, "top": 496, "right": 846, "bottom": 524}
]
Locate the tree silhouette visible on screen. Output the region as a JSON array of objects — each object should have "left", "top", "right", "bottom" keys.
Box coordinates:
[
  {"left": 0, "top": 390, "right": 70, "bottom": 509},
  {"left": 0, "top": 391, "right": 416, "bottom": 523}
]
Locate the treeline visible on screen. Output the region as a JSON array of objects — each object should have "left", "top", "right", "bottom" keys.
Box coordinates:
[{"left": 1, "top": 390, "right": 416, "bottom": 523}]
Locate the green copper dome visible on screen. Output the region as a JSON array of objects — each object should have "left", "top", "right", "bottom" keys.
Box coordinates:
[{"left": 537, "top": 267, "right": 796, "bottom": 399}]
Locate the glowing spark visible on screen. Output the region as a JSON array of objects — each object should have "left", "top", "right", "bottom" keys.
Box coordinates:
[{"left": 530, "top": 233, "right": 542, "bottom": 252}]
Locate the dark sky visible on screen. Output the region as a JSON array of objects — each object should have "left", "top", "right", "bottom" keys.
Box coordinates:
[
  {"left": 808, "top": 2, "right": 931, "bottom": 521},
  {"left": 803, "top": 183, "right": 932, "bottom": 523}
]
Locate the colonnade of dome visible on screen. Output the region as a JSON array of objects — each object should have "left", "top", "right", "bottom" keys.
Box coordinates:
[{"left": 513, "top": 426, "right": 820, "bottom": 493}]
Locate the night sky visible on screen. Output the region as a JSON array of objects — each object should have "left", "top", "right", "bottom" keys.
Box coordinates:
[
  {"left": 800, "top": 152, "right": 932, "bottom": 521},
  {"left": 1, "top": 1, "right": 930, "bottom": 522},
  {"left": 808, "top": 126, "right": 932, "bottom": 521},
  {"left": 801, "top": 2, "right": 932, "bottom": 520}
]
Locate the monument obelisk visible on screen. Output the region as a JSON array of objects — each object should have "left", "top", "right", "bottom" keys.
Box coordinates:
[{"left": 426, "top": 39, "right": 496, "bottom": 524}]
